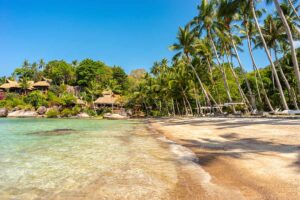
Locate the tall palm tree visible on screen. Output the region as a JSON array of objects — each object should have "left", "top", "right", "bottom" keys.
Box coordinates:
[
  {"left": 169, "top": 25, "right": 221, "bottom": 112},
  {"left": 257, "top": 15, "right": 299, "bottom": 109},
  {"left": 240, "top": 18, "right": 274, "bottom": 111},
  {"left": 249, "top": 0, "right": 289, "bottom": 110},
  {"left": 284, "top": 0, "right": 300, "bottom": 23},
  {"left": 269, "top": 0, "right": 300, "bottom": 95},
  {"left": 192, "top": 0, "right": 234, "bottom": 108},
  {"left": 218, "top": 0, "right": 257, "bottom": 111}
]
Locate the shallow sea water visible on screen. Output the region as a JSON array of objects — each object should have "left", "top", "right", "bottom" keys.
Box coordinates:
[{"left": 0, "top": 118, "right": 193, "bottom": 200}]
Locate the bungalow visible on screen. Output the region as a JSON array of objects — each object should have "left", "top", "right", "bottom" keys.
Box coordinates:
[
  {"left": 32, "top": 77, "right": 51, "bottom": 92},
  {"left": 0, "top": 80, "right": 21, "bottom": 93},
  {"left": 94, "top": 90, "right": 122, "bottom": 113}
]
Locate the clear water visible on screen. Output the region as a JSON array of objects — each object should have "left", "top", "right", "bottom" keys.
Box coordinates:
[{"left": 0, "top": 118, "right": 182, "bottom": 200}]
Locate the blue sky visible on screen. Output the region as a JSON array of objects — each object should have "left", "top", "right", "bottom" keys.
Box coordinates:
[{"left": 0, "top": 0, "right": 296, "bottom": 77}]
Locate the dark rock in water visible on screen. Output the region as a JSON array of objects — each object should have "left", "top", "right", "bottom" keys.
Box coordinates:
[
  {"left": 0, "top": 108, "right": 8, "bottom": 117},
  {"left": 30, "top": 129, "right": 77, "bottom": 136}
]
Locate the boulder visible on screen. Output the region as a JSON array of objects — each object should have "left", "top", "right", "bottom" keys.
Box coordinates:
[
  {"left": 37, "top": 106, "right": 47, "bottom": 115},
  {"left": 103, "top": 113, "right": 128, "bottom": 120},
  {"left": 0, "top": 108, "right": 8, "bottom": 117},
  {"left": 8, "top": 110, "right": 38, "bottom": 118},
  {"left": 76, "top": 113, "right": 90, "bottom": 118}
]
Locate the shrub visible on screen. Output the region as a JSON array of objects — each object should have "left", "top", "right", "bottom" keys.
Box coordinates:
[
  {"left": 47, "top": 91, "right": 63, "bottom": 106},
  {"left": 61, "top": 93, "right": 76, "bottom": 107},
  {"left": 61, "top": 108, "right": 73, "bottom": 117},
  {"left": 72, "top": 105, "right": 81, "bottom": 115},
  {"left": 83, "top": 108, "right": 97, "bottom": 117},
  {"left": 0, "top": 93, "right": 26, "bottom": 109},
  {"left": 24, "top": 91, "right": 47, "bottom": 108},
  {"left": 46, "top": 109, "right": 59, "bottom": 118}
]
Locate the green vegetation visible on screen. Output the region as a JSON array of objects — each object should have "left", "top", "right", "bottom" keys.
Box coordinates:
[{"left": 1, "top": 0, "right": 300, "bottom": 117}]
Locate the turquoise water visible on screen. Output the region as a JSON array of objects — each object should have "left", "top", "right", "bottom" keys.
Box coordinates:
[{"left": 0, "top": 119, "right": 181, "bottom": 200}]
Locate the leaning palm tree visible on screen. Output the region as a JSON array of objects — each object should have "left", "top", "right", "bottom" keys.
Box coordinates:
[
  {"left": 192, "top": 0, "right": 235, "bottom": 109},
  {"left": 169, "top": 25, "right": 221, "bottom": 112},
  {"left": 240, "top": 13, "right": 274, "bottom": 111},
  {"left": 284, "top": 0, "right": 300, "bottom": 22},
  {"left": 218, "top": 0, "right": 257, "bottom": 111},
  {"left": 249, "top": 0, "right": 289, "bottom": 110},
  {"left": 268, "top": 0, "right": 300, "bottom": 96},
  {"left": 257, "top": 15, "right": 299, "bottom": 109}
]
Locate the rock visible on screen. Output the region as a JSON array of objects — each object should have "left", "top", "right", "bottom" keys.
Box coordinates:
[
  {"left": 0, "top": 108, "right": 8, "bottom": 117},
  {"left": 76, "top": 113, "right": 90, "bottom": 118},
  {"left": 8, "top": 110, "right": 38, "bottom": 118},
  {"left": 37, "top": 106, "right": 47, "bottom": 115},
  {"left": 103, "top": 113, "right": 128, "bottom": 120}
]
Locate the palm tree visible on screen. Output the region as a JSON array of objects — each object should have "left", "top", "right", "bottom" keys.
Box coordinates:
[
  {"left": 257, "top": 15, "right": 299, "bottom": 109},
  {"left": 19, "top": 77, "right": 30, "bottom": 95},
  {"left": 284, "top": 0, "right": 300, "bottom": 23},
  {"left": 269, "top": 0, "right": 300, "bottom": 95},
  {"left": 192, "top": 0, "right": 234, "bottom": 109},
  {"left": 169, "top": 25, "right": 221, "bottom": 112},
  {"left": 218, "top": 0, "right": 257, "bottom": 111},
  {"left": 249, "top": 0, "right": 289, "bottom": 110},
  {"left": 240, "top": 17, "right": 274, "bottom": 111}
]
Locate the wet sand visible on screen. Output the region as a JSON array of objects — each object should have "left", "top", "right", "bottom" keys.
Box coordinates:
[{"left": 150, "top": 117, "right": 300, "bottom": 200}]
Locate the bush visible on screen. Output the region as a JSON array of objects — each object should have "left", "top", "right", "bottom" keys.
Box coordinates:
[
  {"left": 61, "top": 108, "right": 73, "bottom": 117},
  {"left": 72, "top": 105, "right": 81, "bottom": 115},
  {"left": 61, "top": 93, "right": 76, "bottom": 107},
  {"left": 47, "top": 91, "right": 63, "bottom": 106},
  {"left": 0, "top": 93, "right": 26, "bottom": 109},
  {"left": 83, "top": 108, "right": 97, "bottom": 117},
  {"left": 46, "top": 109, "right": 59, "bottom": 118},
  {"left": 24, "top": 91, "right": 47, "bottom": 108}
]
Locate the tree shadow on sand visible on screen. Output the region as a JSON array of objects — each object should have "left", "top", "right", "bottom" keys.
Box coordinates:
[
  {"left": 161, "top": 118, "right": 300, "bottom": 129},
  {"left": 180, "top": 133, "right": 300, "bottom": 169}
]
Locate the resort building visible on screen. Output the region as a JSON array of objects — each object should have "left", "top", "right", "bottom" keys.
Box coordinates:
[
  {"left": 32, "top": 77, "right": 51, "bottom": 92},
  {"left": 94, "top": 90, "right": 122, "bottom": 113},
  {"left": 0, "top": 80, "right": 21, "bottom": 93}
]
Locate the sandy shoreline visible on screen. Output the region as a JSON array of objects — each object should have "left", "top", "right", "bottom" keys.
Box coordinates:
[{"left": 149, "top": 117, "right": 300, "bottom": 200}]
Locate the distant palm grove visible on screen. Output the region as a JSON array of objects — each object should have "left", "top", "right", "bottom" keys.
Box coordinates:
[{"left": 1, "top": 0, "right": 300, "bottom": 117}]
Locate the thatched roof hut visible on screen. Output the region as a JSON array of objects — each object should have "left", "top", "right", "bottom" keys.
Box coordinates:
[
  {"left": 94, "top": 90, "right": 121, "bottom": 105},
  {"left": 32, "top": 77, "right": 51, "bottom": 89},
  {"left": 0, "top": 80, "right": 20, "bottom": 90}
]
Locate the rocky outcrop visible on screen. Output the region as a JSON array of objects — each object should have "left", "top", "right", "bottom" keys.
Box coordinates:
[
  {"left": 76, "top": 113, "right": 90, "bottom": 118},
  {"left": 37, "top": 106, "right": 47, "bottom": 115},
  {"left": 103, "top": 113, "right": 128, "bottom": 120},
  {"left": 8, "top": 110, "right": 38, "bottom": 118},
  {"left": 0, "top": 108, "right": 8, "bottom": 117}
]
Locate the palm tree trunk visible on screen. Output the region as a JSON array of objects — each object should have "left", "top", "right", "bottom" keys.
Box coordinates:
[
  {"left": 193, "top": 87, "right": 200, "bottom": 115},
  {"left": 230, "top": 35, "right": 257, "bottom": 110},
  {"left": 274, "top": 49, "right": 299, "bottom": 109},
  {"left": 182, "top": 90, "right": 193, "bottom": 115},
  {"left": 245, "top": 30, "right": 274, "bottom": 111},
  {"left": 250, "top": 0, "right": 289, "bottom": 110},
  {"left": 188, "top": 63, "right": 222, "bottom": 113},
  {"left": 287, "top": 0, "right": 300, "bottom": 22},
  {"left": 182, "top": 97, "right": 188, "bottom": 116},
  {"left": 254, "top": 71, "right": 263, "bottom": 104},
  {"left": 207, "top": 29, "right": 234, "bottom": 106},
  {"left": 274, "top": 0, "right": 300, "bottom": 95},
  {"left": 224, "top": 46, "right": 251, "bottom": 112},
  {"left": 171, "top": 98, "right": 176, "bottom": 116},
  {"left": 175, "top": 99, "right": 181, "bottom": 116},
  {"left": 206, "top": 57, "right": 221, "bottom": 104}
]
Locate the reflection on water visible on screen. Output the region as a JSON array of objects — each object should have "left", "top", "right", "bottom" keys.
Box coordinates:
[{"left": 0, "top": 119, "right": 182, "bottom": 199}]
